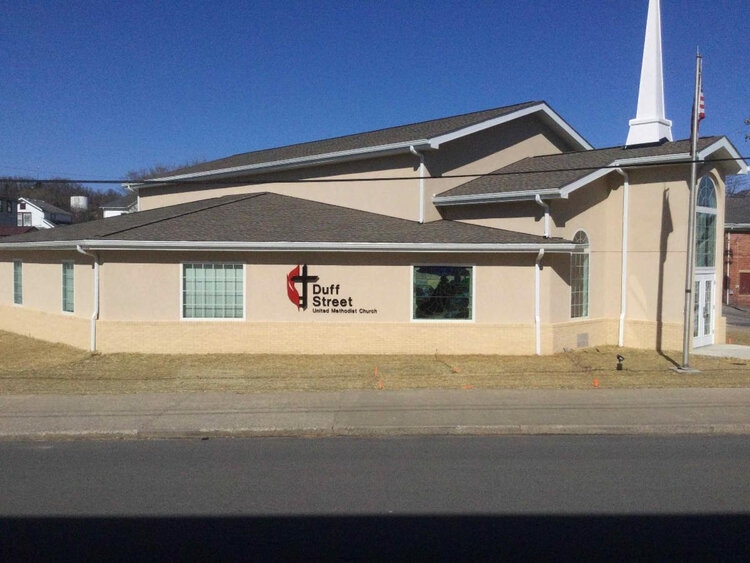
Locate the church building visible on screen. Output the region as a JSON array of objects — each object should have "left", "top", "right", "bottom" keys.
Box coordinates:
[{"left": 0, "top": 0, "right": 745, "bottom": 355}]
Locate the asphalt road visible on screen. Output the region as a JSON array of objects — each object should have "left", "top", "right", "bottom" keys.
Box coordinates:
[
  {"left": 1, "top": 435, "right": 749, "bottom": 559},
  {"left": 724, "top": 304, "right": 750, "bottom": 328}
]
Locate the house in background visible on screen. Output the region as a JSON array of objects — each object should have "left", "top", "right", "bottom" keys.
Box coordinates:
[
  {"left": 724, "top": 192, "right": 750, "bottom": 308},
  {"left": 0, "top": 188, "right": 32, "bottom": 237},
  {"left": 100, "top": 190, "right": 137, "bottom": 218},
  {"left": 17, "top": 198, "right": 72, "bottom": 229}
]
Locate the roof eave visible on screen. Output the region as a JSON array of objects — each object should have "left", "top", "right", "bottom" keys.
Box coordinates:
[
  {"left": 434, "top": 188, "right": 563, "bottom": 207},
  {"left": 131, "top": 140, "right": 435, "bottom": 190},
  {"left": 698, "top": 137, "right": 748, "bottom": 175},
  {"left": 726, "top": 223, "right": 750, "bottom": 231},
  {"left": 435, "top": 142, "right": 742, "bottom": 206},
  {"left": 428, "top": 102, "right": 592, "bottom": 151},
  {"left": 132, "top": 103, "right": 593, "bottom": 191},
  {"left": 0, "top": 239, "right": 579, "bottom": 253}
]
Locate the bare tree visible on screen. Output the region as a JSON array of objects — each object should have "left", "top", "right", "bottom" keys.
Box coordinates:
[
  {"left": 1, "top": 177, "right": 124, "bottom": 222},
  {"left": 726, "top": 174, "right": 750, "bottom": 197},
  {"left": 124, "top": 160, "right": 205, "bottom": 182}
]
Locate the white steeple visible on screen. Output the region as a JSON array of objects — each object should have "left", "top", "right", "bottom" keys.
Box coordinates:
[{"left": 626, "top": 0, "right": 673, "bottom": 146}]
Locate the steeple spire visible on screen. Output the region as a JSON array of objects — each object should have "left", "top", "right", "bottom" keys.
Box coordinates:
[{"left": 626, "top": 0, "right": 672, "bottom": 146}]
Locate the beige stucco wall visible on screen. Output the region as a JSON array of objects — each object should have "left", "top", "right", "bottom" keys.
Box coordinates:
[
  {"left": 438, "top": 164, "right": 728, "bottom": 351},
  {"left": 0, "top": 249, "right": 569, "bottom": 354},
  {"left": 137, "top": 114, "right": 570, "bottom": 225},
  {"left": 138, "top": 154, "right": 423, "bottom": 221}
]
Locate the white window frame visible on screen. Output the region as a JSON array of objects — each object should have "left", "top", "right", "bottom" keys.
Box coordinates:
[
  {"left": 17, "top": 212, "right": 32, "bottom": 227},
  {"left": 13, "top": 260, "right": 22, "bottom": 306},
  {"left": 180, "top": 262, "right": 246, "bottom": 321},
  {"left": 570, "top": 230, "right": 590, "bottom": 319},
  {"left": 410, "top": 264, "right": 475, "bottom": 322},
  {"left": 62, "top": 261, "right": 74, "bottom": 313},
  {"left": 695, "top": 176, "right": 717, "bottom": 270}
]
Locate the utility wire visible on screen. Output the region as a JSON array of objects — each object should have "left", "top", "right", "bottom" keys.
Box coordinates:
[{"left": 1, "top": 156, "right": 748, "bottom": 186}]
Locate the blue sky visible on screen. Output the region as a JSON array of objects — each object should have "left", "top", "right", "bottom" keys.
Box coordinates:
[{"left": 2, "top": 1, "right": 748, "bottom": 185}]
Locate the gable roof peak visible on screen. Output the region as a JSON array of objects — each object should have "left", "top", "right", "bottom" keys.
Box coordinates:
[{"left": 135, "top": 101, "right": 590, "bottom": 187}]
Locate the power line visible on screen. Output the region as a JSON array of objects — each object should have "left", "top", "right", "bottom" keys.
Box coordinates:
[{"left": 1, "top": 156, "right": 747, "bottom": 186}]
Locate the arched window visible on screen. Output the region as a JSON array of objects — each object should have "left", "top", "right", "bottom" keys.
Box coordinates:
[
  {"left": 695, "top": 176, "right": 717, "bottom": 268},
  {"left": 571, "top": 230, "right": 589, "bottom": 318}
]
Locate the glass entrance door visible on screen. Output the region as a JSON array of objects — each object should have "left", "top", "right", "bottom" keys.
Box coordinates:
[{"left": 693, "top": 273, "right": 715, "bottom": 348}]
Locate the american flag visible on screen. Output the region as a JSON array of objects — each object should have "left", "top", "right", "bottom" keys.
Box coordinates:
[{"left": 698, "top": 89, "right": 705, "bottom": 121}]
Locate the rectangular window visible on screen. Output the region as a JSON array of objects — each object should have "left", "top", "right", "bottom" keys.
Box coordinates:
[
  {"left": 740, "top": 272, "right": 750, "bottom": 295},
  {"left": 62, "top": 262, "right": 74, "bottom": 313},
  {"left": 182, "top": 263, "right": 244, "bottom": 319},
  {"left": 413, "top": 266, "right": 472, "bottom": 320},
  {"left": 571, "top": 253, "right": 589, "bottom": 318},
  {"left": 695, "top": 212, "right": 716, "bottom": 268},
  {"left": 13, "top": 260, "right": 22, "bottom": 305},
  {"left": 17, "top": 212, "right": 31, "bottom": 227}
]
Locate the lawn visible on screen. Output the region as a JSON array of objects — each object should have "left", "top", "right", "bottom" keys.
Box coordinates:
[{"left": 0, "top": 330, "right": 747, "bottom": 395}]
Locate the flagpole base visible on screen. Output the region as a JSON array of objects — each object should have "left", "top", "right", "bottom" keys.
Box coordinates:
[{"left": 670, "top": 366, "right": 702, "bottom": 374}]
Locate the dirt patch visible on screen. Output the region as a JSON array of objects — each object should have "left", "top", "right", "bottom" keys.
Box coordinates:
[{"left": 0, "top": 331, "right": 747, "bottom": 395}]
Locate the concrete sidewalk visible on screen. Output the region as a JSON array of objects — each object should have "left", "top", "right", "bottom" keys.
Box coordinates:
[{"left": 1, "top": 388, "right": 749, "bottom": 440}]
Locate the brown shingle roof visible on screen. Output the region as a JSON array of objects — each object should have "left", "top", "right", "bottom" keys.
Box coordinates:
[
  {"left": 151, "top": 102, "right": 545, "bottom": 179},
  {"left": 437, "top": 137, "right": 724, "bottom": 199},
  {"left": 0, "top": 192, "right": 571, "bottom": 247},
  {"left": 726, "top": 193, "right": 750, "bottom": 225}
]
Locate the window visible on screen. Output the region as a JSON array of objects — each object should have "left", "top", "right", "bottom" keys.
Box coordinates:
[
  {"left": 413, "top": 266, "right": 472, "bottom": 320},
  {"left": 17, "top": 213, "right": 32, "bottom": 227},
  {"left": 62, "top": 262, "right": 74, "bottom": 313},
  {"left": 182, "top": 263, "right": 244, "bottom": 319},
  {"left": 13, "top": 260, "right": 22, "bottom": 305},
  {"left": 695, "top": 176, "right": 717, "bottom": 268},
  {"left": 6, "top": 201, "right": 11, "bottom": 213},
  {"left": 571, "top": 230, "right": 589, "bottom": 318},
  {"left": 740, "top": 272, "right": 750, "bottom": 295}
]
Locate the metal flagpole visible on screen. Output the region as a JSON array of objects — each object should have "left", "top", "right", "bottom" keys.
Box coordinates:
[{"left": 680, "top": 51, "right": 702, "bottom": 369}]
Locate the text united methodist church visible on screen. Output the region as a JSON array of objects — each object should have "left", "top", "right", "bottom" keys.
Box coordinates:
[{"left": 0, "top": 1, "right": 746, "bottom": 355}]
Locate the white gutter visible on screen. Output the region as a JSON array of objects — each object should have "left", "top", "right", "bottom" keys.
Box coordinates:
[
  {"left": 614, "top": 169, "right": 630, "bottom": 347},
  {"left": 1, "top": 240, "right": 582, "bottom": 253},
  {"left": 534, "top": 249, "right": 545, "bottom": 355},
  {"left": 534, "top": 195, "right": 550, "bottom": 238},
  {"left": 76, "top": 245, "right": 99, "bottom": 353},
  {"left": 410, "top": 146, "right": 426, "bottom": 223},
  {"left": 133, "top": 140, "right": 435, "bottom": 189},
  {"left": 434, "top": 188, "right": 562, "bottom": 207},
  {"left": 725, "top": 232, "right": 731, "bottom": 305}
]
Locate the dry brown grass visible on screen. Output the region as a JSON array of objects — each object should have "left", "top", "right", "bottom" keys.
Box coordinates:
[
  {"left": 727, "top": 327, "right": 750, "bottom": 346},
  {"left": 0, "top": 330, "right": 747, "bottom": 395}
]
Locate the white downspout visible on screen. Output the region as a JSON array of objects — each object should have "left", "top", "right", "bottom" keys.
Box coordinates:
[
  {"left": 534, "top": 195, "right": 550, "bottom": 238},
  {"left": 535, "top": 248, "right": 545, "bottom": 355},
  {"left": 410, "top": 146, "right": 425, "bottom": 223},
  {"left": 615, "top": 169, "right": 630, "bottom": 347},
  {"left": 76, "top": 245, "right": 99, "bottom": 353},
  {"left": 725, "top": 232, "right": 731, "bottom": 305}
]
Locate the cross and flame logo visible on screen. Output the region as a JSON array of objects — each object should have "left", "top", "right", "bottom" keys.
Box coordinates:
[{"left": 286, "top": 265, "right": 319, "bottom": 310}]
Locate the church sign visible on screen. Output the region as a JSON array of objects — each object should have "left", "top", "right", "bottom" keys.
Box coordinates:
[{"left": 286, "top": 264, "right": 378, "bottom": 315}]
